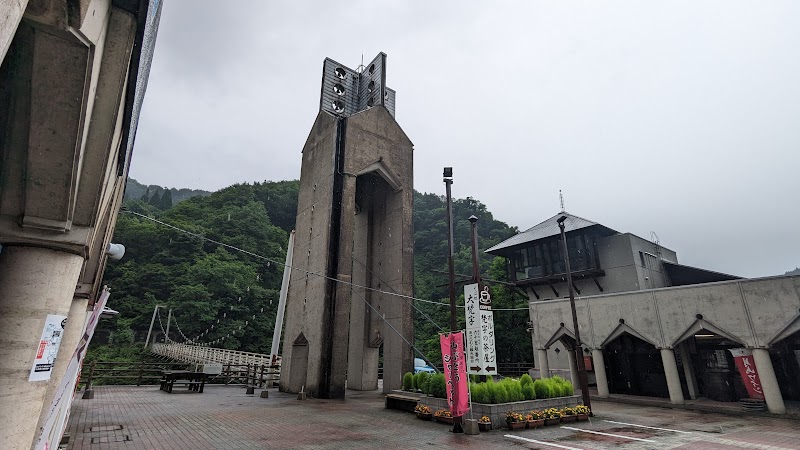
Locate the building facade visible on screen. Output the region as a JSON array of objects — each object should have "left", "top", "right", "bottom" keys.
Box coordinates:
[{"left": 488, "top": 211, "right": 798, "bottom": 414}]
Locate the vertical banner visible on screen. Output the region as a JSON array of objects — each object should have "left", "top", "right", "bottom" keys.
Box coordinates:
[
  {"left": 29, "top": 314, "right": 68, "bottom": 381},
  {"left": 464, "top": 283, "right": 497, "bottom": 375},
  {"left": 729, "top": 348, "right": 765, "bottom": 400},
  {"left": 35, "top": 289, "right": 110, "bottom": 450},
  {"left": 440, "top": 331, "right": 469, "bottom": 417}
]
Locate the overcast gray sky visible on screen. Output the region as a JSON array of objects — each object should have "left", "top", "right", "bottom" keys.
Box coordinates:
[{"left": 131, "top": 1, "right": 800, "bottom": 278}]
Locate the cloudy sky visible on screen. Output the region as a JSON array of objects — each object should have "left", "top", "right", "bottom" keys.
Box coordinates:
[{"left": 131, "top": 1, "right": 800, "bottom": 278}]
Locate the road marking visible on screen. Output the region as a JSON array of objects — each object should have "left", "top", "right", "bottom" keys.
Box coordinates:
[
  {"left": 504, "top": 434, "right": 584, "bottom": 450},
  {"left": 561, "top": 426, "right": 657, "bottom": 442},
  {"left": 602, "top": 419, "right": 692, "bottom": 434}
]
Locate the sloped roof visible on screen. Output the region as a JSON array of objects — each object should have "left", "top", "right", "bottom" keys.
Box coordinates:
[
  {"left": 662, "top": 260, "right": 740, "bottom": 286},
  {"left": 485, "top": 211, "right": 617, "bottom": 255}
]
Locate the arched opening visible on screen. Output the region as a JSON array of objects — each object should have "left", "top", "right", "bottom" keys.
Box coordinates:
[
  {"left": 604, "top": 332, "right": 668, "bottom": 398},
  {"left": 675, "top": 329, "right": 747, "bottom": 402},
  {"left": 770, "top": 328, "right": 800, "bottom": 401}
]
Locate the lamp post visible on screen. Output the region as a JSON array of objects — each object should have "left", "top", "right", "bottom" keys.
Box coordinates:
[
  {"left": 443, "top": 167, "right": 463, "bottom": 433},
  {"left": 557, "top": 215, "right": 592, "bottom": 412}
]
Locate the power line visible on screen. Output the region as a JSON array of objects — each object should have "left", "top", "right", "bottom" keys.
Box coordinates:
[{"left": 123, "top": 210, "right": 529, "bottom": 315}]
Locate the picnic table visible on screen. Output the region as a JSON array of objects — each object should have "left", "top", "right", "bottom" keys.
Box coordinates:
[{"left": 160, "top": 370, "right": 207, "bottom": 393}]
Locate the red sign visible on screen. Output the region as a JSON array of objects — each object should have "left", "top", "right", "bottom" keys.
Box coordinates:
[
  {"left": 440, "top": 332, "right": 469, "bottom": 417},
  {"left": 729, "top": 349, "right": 765, "bottom": 400}
]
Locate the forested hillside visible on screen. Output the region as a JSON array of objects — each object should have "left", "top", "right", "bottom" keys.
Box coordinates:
[{"left": 93, "top": 179, "right": 532, "bottom": 366}]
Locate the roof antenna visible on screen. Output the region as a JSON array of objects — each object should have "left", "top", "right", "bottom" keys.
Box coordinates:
[{"left": 559, "top": 190, "right": 565, "bottom": 213}]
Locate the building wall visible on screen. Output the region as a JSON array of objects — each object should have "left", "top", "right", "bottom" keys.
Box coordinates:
[{"left": 530, "top": 274, "right": 800, "bottom": 381}]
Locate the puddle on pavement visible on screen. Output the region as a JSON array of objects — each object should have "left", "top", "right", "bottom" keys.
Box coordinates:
[{"left": 557, "top": 426, "right": 658, "bottom": 444}]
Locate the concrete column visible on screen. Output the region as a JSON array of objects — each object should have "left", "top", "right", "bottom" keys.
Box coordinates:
[
  {"left": 592, "top": 349, "right": 609, "bottom": 398},
  {"left": 0, "top": 246, "right": 84, "bottom": 450},
  {"left": 752, "top": 348, "right": 786, "bottom": 414},
  {"left": 660, "top": 348, "right": 684, "bottom": 405},
  {"left": 678, "top": 342, "right": 698, "bottom": 400},
  {"left": 537, "top": 349, "right": 549, "bottom": 378},
  {"left": 567, "top": 349, "right": 580, "bottom": 389},
  {"left": 35, "top": 296, "right": 89, "bottom": 434}
]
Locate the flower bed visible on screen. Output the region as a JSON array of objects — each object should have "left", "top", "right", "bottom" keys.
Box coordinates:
[{"left": 419, "top": 395, "right": 581, "bottom": 428}]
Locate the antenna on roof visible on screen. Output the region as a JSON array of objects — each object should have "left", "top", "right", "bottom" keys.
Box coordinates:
[{"left": 559, "top": 190, "right": 565, "bottom": 213}]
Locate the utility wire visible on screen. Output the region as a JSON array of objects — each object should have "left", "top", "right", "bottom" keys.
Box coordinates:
[{"left": 123, "top": 210, "right": 529, "bottom": 312}]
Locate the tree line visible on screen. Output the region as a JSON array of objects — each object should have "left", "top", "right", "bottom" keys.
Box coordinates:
[{"left": 92, "top": 179, "right": 533, "bottom": 366}]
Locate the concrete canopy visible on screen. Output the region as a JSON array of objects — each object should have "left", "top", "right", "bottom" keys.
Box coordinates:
[
  {"left": 767, "top": 312, "right": 800, "bottom": 346},
  {"left": 600, "top": 321, "right": 660, "bottom": 349},
  {"left": 669, "top": 317, "right": 746, "bottom": 348}
]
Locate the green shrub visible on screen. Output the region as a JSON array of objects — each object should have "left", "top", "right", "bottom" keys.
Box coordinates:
[
  {"left": 429, "top": 373, "right": 447, "bottom": 399},
  {"left": 547, "top": 378, "right": 563, "bottom": 397},
  {"left": 413, "top": 371, "right": 431, "bottom": 393},
  {"left": 494, "top": 383, "right": 509, "bottom": 403},
  {"left": 402, "top": 372, "right": 414, "bottom": 391},
  {"left": 520, "top": 373, "right": 533, "bottom": 387},
  {"left": 503, "top": 378, "right": 523, "bottom": 402},
  {"left": 521, "top": 382, "right": 535, "bottom": 400},
  {"left": 533, "top": 379, "right": 551, "bottom": 399},
  {"left": 550, "top": 375, "right": 573, "bottom": 397},
  {"left": 486, "top": 380, "right": 498, "bottom": 404},
  {"left": 471, "top": 382, "right": 487, "bottom": 404}
]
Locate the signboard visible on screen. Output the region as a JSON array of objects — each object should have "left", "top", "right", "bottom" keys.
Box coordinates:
[
  {"left": 464, "top": 283, "right": 497, "bottom": 375},
  {"left": 439, "top": 331, "right": 469, "bottom": 417},
  {"left": 729, "top": 348, "right": 765, "bottom": 400},
  {"left": 29, "top": 314, "right": 68, "bottom": 382},
  {"left": 35, "top": 289, "right": 110, "bottom": 450}
]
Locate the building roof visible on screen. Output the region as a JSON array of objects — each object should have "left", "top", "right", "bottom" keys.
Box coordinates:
[
  {"left": 486, "top": 211, "right": 618, "bottom": 255},
  {"left": 662, "top": 260, "right": 740, "bottom": 286}
]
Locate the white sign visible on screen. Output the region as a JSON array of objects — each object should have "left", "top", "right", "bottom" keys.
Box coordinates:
[
  {"left": 35, "top": 289, "right": 110, "bottom": 450},
  {"left": 29, "top": 314, "right": 68, "bottom": 382},
  {"left": 464, "top": 283, "right": 497, "bottom": 375}
]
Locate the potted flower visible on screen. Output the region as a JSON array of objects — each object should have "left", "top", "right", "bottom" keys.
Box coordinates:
[
  {"left": 543, "top": 408, "right": 562, "bottom": 426},
  {"left": 561, "top": 406, "right": 577, "bottom": 423},
  {"left": 506, "top": 411, "right": 526, "bottom": 431},
  {"left": 575, "top": 405, "right": 590, "bottom": 421},
  {"left": 527, "top": 410, "right": 545, "bottom": 429},
  {"left": 415, "top": 404, "right": 433, "bottom": 421},
  {"left": 434, "top": 409, "right": 454, "bottom": 425},
  {"left": 478, "top": 416, "right": 492, "bottom": 432}
]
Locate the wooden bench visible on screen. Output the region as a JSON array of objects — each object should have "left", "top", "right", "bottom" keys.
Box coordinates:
[
  {"left": 160, "top": 371, "right": 207, "bottom": 393},
  {"left": 385, "top": 393, "right": 420, "bottom": 412}
]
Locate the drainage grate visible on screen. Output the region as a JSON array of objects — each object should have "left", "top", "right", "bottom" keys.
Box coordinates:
[
  {"left": 86, "top": 425, "right": 123, "bottom": 432},
  {"left": 90, "top": 435, "right": 131, "bottom": 444}
]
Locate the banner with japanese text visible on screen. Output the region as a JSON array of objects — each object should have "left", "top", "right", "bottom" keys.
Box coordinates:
[
  {"left": 440, "top": 331, "right": 470, "bottom": 417},
  {"left": 464, "top": 283, "right": 497, "bottom": 375},
  {"left": 729, "top": 348, "right": 765, "bottom": 400}
]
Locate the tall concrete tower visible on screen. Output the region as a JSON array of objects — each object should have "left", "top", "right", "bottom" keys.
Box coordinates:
[{"left": 280, "top": 53, "right": 414, "bottom": 399}]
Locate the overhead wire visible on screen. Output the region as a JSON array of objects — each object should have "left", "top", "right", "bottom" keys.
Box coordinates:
[{"left": 124, "top": 210, "right": 529, "bottom": 312}]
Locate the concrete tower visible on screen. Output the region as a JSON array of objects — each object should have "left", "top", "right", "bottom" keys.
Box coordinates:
[{"left": 280, "top": 53, "right": 414, "bottom": 399}]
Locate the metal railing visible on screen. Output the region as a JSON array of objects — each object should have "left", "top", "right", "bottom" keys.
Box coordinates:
[{"left": 151, "top": 342, "right": 273, "bottom": 366}]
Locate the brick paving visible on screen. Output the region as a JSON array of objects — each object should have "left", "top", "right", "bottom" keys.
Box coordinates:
[{"left": 65, "top": 386, "right": 800, "bottom": 449}]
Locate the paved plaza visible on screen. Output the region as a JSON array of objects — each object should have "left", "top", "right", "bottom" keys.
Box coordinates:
[{"left": 65, "top": 385, "right": 800, "bottom": 449}]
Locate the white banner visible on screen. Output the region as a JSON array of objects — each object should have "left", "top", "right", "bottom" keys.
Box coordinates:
[
  {"left": 29, "top": 314, "right": 68, "bottom": 382},
  {"left": 35, "top": 289, "right": 110, "bottom": 450},
  {"left": 464, "top": 283, "right": 497, "bottom": 375}
]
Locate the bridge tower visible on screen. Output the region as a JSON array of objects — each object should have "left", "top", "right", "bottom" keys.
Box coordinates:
[{"left": 279, "top": 53, "right": 414, "bottom": 399}]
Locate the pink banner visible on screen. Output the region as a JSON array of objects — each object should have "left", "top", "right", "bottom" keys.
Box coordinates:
[
  {"left": 729, "top": 349, "right": 765, "bottom": 401},
  {"left": 440, "top": 332, "right": 469, "bottom": 417}
]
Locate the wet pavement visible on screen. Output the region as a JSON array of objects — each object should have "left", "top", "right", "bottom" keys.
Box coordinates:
[{"left": 65, "top": 385, "right": 800, "bottom": 449}]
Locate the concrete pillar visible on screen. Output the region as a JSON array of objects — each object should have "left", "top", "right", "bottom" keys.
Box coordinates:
[
  {"left": 678, "top": 342, "right": 698, "bottom": 400},
  {"left": 567, "top": 349, "right": 580, "bottom": 389},
  {"left": 35, "top": 296, "right": 89, "bottom": 434},
  {"left": 537, "top": 349, "right": 549, "bottom": 378},
  {"left": 660, "top": 348, "right": 684, "bottom": 405},
  {"left": 752, "top": 348, "right": 786, "bottom": 414},
  {"left": 592, "top": 349, "right": 609, "bottom": 398},
  {"left": 0, "top": 246, "right": 84, "bottom": 450}
]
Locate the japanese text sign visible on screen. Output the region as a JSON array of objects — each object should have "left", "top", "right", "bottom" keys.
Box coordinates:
[
  {"left": 464, "top": 283, "right": 497, "bottom": 375},
  {"left": 440, "top": 331, "right": 470, "bottom": 417}
]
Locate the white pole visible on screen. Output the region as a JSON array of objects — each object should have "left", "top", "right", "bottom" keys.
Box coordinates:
[{"left": 270, "top": 231, "right": 294, "bottom": 363}]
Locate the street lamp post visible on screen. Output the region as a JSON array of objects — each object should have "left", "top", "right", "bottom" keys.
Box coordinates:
[
  {"left": 557, "top": 215, "right": 592, "bottom": 412},
  {"left": 443, "top": 167, "right": 464, "bottom": 433}
]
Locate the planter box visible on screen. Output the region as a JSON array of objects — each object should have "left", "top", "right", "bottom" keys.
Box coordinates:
[
  {"left": 544, "top": 417, "right": 561, "bottom": 426},
  {"left": 478, "top": 422, "right": 492, "bottom": 432},
  {"left": 527, "top": 419, "right": 544, "bottom": 429},
  {"left": 507, "top": 421, "right": 525, "bottom": 430},
  {"left": 419, "top": 395, "right": 581, "bottom": 429},
  {"left": 435, "top": 415, "right": 454, "bottom": 425},
  {"left": 577, "top": 413, "right": 589, "bottom": 422},
  {"left": 561, "top": 415, "right": 577, "bottom": 423}
]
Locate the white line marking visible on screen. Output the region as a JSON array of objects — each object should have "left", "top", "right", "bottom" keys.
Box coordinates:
[
  {"left": 603, "top": 420, "right": 692, "bottom": 434},
  {"left": 504, "top": 434, "right": 584, "bottom": 450},
  {"left": 561, "top": 426, "right": 657, "bottom": 442}
]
